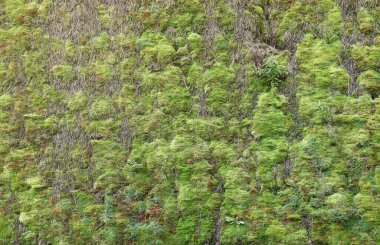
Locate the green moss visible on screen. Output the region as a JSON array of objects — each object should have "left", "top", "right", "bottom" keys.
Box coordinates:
[
  {"left": 91, "top": 32, "right": 110, "bottom": 50},
  {"left": 358, "top": 70, "right": 380, "bottom": 96},
  {"left": 91, "top": 140, "right": 125, "bottom": 170},
  {"left": 98, "top": 4, "right": 110, "bottom": 27},
  {"left": 265, "top": 220, "right": 288, "bottom": 244},
  {"left": 119, "top": 58, "right": 137, "bottom": 79},
  {"left": 155, "top": 43, "right": 176, "bottom": 65},
  {"left": 157, "top": 86, "right": 190, "bottom": 114},
  {"left": 86, "top": 119, "right": 120, "bottom": 138},
  {"left": 350, "top": 44, "right": 380, "bottom": 71},
  {"left": 94, "top": 171, "right": 124, "bottom": 194},
  {"left": 323, "top": 7, "right": 343, "bottom": 41},
  {"left": 19, "top": 211, "right": 34, "bottom": 225},
  {"left": 93, "top": 62, "right": 114, "bottom": 82},
  {"left": 276, "top": 2, "right": 304, "bottom": 43},
  {"left": 52, "top": 64, "right": 75, "bottom": 81},
  {"left": 90, "top": 97, "right": 115, "bottom": 119},
  {"left": 188, "top": 33, "right": 203, "bottom": 52},
  {"left": 141, "top": 65, "right": 182, "bottom": 91},
  {"left": 26, "top": 176, "right": 45, "bottom": 190},
  {"left": 37, "top": 0, "right": 52, "bottom": 18},
  {"left": 328, "top": 66, "right": 350, "bottom": 91},
  {"left": 0, "top": 94, "right": 14, "bottom": 110},
  {"left": 256, "top": 58, "right": 288, "bottom": 87},
  {"left": 24, "top": 51, "right": 47, "bottom": 80},
  {"left": 67, "top": 91, "right": 87, "bottom": 112},
  {"left": 204, "top": 63, "right": 235, "bottom": 86},
  {"left": 141, "top": 42, "right": 176, "bottom": 66},
  {"left": 357, "top": 8, "right": 375, "bottom": 34},
  {"left": 172, "top": 13, "right": 193, "bottom": 31},
  {"left": 0, "top": 0, "right": 379, "bottom": 243},
  {"left": 0, "top": 215, "right": 12, "bottom": 242}
]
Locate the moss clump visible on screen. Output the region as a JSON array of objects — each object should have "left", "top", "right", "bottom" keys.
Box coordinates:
[
  {"left": 357, "top": 8, "right": 375, "bottom": 34},
  {"left": 0, "top": 0, "right": 380, "bottom": 244},
  {"left": 358, "top": 70, "right": 380, "bottom": 96},
  {"left": 91, "top": 32, "right": 110, "bottom": 50},
  {"left": 52, "top": 64, "right": 75, "bottom": 81},
  {"left": 188, "top": 32, "right": 203, "bottom": 52},
  {"left": 350, "top": 44, "right": 380, "bottom": 71}
]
